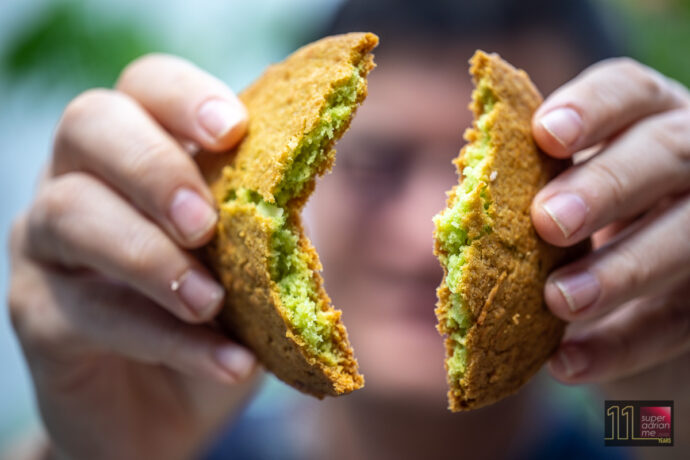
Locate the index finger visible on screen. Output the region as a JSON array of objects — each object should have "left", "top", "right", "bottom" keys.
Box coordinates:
[
  {"left": 532, "top": 57, "right": 689, "bottom": 158},
  {"left": 116, "top": 53, "right": 248, "bottom": 152}
]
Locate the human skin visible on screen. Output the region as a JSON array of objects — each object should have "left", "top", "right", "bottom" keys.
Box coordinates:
[
  {"left": 530, "top": 58, "right": 690, "bottom": 385},
  {"left": 7, "top": 46, "right": 690, "bottom": 459},
  {"left": 7, "top": 55, "right": 262, "bottom": 460}
]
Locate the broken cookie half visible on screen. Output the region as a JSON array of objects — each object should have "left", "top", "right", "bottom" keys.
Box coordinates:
[
  {"left": 202, "top": 33, "right": 378, "bottom": 397},
  {"left": 433, "top": 51, "right": 587, "bottom": 411}
]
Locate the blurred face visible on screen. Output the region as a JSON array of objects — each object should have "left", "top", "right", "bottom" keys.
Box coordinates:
[
  {"left": 307, "top": 40, "right": 582, "bottom": 405},
  {"left": 307, "top": 49, "right": 471, "bottom": 405}
]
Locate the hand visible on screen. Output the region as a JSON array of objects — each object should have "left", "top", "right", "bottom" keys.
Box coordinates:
[
  {"left": 530, "top": 58, "right": 690, "bottom": 384},
  {"left": 8, "top": 54, "right": 259, "bottom": 460}
]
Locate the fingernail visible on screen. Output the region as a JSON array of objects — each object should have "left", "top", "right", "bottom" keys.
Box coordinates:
[
  {"left": 173, "top": 269, "right": 224, "bottom": 318},
  {"left": 215, "top": 345, "right": 256, "bottom": 380},
  {"left": 197, "top": 99, "right": 244, "bottom": 140},
  {"left": 169, "top": 187, "right": 217, "bottom": 242},
  {"left": 552, "top": 270, "right": 600, "bottom": 312},
  {"left": 542, "top": 193, "right": 587, "bottom": 238},
  {"left": 552, "top": 346, "right": 589, "bottom": 378},
  {"left": 539, "top": 108, "right": 583, "bottom": 148}
]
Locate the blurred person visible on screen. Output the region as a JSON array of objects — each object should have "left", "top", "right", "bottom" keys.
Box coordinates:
[{"left": 6, "top": 1, "right": 690, "bottom": 459}]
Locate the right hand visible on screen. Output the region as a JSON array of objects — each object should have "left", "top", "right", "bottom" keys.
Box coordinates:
[{"left": 8, "top": 54, "right": 259, "bottom": 460}]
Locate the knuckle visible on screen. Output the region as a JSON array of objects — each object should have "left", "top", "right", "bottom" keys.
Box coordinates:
[
  {"left": 611, "top": 245, "right": 650, "bottom": 293},
  {"left": 6, "top": 271, "right": 63, "bottom": 353},
  {"left": 61, "top": 88, "right": 117, "bottom": 127},
  {"left": 612, "top": 58, "right": 665, "bottom": 100},
  {"left": 27, "top": 173, "right": 95, "bottom": 260},
  {"left": 649, "top": 110, "right": 690, "bottom": 165},
  {"left": 20, "top": 312, "right": 72, "bottom": 356},
  {"left": 125, "top": 139, "right": 177, "bottom": 183},
  {"left": 121, "top": 226, "right": 164, "bottom": 276},
  {"left": 586, "top": 159, "right": 629, "bottom": 210},
  {"left": 122, "top": 140, "right": 196, "bottom": 211},
  {"left": 31, "top": 174, "right": 90, "bottom": 230},
  {"left": 56, "top": 89, "right": 119, "bottom": 163},
  {"left": 28, "top": 186, "right": 68, "bottom": 247},
  {"left": 610, "top": 57, "right": 645, "bottom": 76},
  {"left": 8, "top": 213, "right": 28, "bottom": 257}
]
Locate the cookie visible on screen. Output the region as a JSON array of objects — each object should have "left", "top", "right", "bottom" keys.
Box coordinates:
[
  {"left": 201, "top": 33, "right": 378, "bottom": 397},
  {"left": 433, "top": 51, "right": 586, "bottom": 411}
]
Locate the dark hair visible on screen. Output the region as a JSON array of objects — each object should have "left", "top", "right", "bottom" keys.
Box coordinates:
[{"left": 323, "top": 0, "right": 620, "bottom": 65}]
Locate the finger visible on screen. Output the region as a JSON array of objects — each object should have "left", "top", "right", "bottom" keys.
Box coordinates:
[
  {"left": 116, "top": 53, "right": 248, "bottom": 152},
  {"left": 9, "top": 260, "right": 256, "bottom": 383},
  {"left": 543, "top": 195, "right": 690, "bottom": 321},
  {"left": 533, "top": 57, "right": 689, "bottom": 158},
  {"left": 547, "top": 288, "right": 690, "bottom": 383},
  {"left": 532, "top": 108, "right": 690, "bottom": 246},
  {"left": 26, "top": 172, "right": 224, "bottom": 323},
  {"left": 53, "top": 89, "right": 217, "bottom": 247}
]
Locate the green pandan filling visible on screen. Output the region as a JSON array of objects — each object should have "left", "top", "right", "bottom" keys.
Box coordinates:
[
  {"left": 229, "top": 189, "right": 338, "bottom": 365},
  {"left": 274, "top": 66, "right": 365, "bottom": 207},
  {"left": 225, "top": 66, "right": 366, "bottom": 366},
  {"left": 433, "top": 81, "right": 497, "bottom": 380}
]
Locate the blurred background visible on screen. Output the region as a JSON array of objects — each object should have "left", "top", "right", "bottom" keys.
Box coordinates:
[{"left": 0, "top": 0, "right": 689, "bottom": 454}]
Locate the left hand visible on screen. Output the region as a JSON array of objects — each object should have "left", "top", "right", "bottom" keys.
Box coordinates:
[
  {"left": 529, "top": 57, "right": 690, "bottom": 384},
  {"left": 7, "top": 54, "right": 258, "bottom": 460}
]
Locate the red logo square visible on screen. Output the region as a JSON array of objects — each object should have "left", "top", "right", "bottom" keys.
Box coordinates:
[{"left": 640, "top": 406, "right": 672, "bottom": 439}]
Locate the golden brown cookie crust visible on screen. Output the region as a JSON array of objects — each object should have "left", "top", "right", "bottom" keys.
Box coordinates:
[
  {"left": 201, "top": 33, "right": 378, "bottom": 397},
  {"left": 435, "top": 51, "right": 587, "bottom": 411}
]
